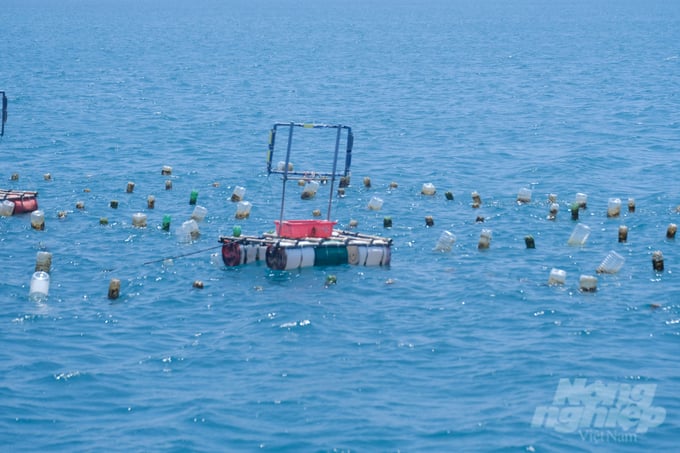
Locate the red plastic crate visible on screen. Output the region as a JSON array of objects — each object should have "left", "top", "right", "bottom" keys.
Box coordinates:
[{"left": 274, "top": 219, "right": 337, "bottom": 238}]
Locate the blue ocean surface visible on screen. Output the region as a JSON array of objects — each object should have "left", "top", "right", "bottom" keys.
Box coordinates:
[{"left": 1, "top": 0, "right": 679, "bottom": 451}]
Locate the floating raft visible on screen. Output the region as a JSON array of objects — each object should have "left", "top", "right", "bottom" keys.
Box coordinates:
[
  {"left": 219, "top": 229, "right": 392, "bottom": 270},
  {"left": 0, "top": 190, "right": 39, "bottom": 215}
]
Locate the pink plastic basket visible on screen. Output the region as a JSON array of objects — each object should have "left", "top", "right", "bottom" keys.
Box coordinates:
[{"left": 274, "top": 219, "right": 337, "bottom": 238}]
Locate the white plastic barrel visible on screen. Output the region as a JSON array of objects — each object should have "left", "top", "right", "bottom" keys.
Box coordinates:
[
  {"left": 235, "top": 201, "right": 252, "bottom": 219},
  {"left": 567, "top": 223, "right": 591, "bottom": 246},
  {"left": 365, "top": 246, "right": 386, "bottom": 266},
  {"left": 579, "top": 275, "right": 598, "bottom": 292},
  {"left": 596, "top": 250, "right": 625, "bottom": 274},
  {"left": 517, "top": 187, "right": 532, "bottom": 203},
  {"left": 607, "top": 198, "right": 621, "bottom": 218},
  {"left": 231, "top": 186, "right": 246, "bottom": 202},
  {"left": 434, "top": 231, "right": 456, "bottom": 252},
  {"left": 548, "top": 268, "right": 567, "bottom": 285},
  {"left": 29, "top": 271, "right": 50, "bottom": 302},
  {"left": 191, "top": 205, "right": 208, "bottom": 222},
  {"left": 301, "top": 181, "right": 320, "bottom": 199},
  {"left": 31, "top": 210, "right": 45, "bottom": 230},
  {"left": 478, "top": 229, "right": 492, "bottom": 249},
  {"left": 35, "top": 251, "right": 52, "bottom": 273},
  {"left": 177, "top": 219, "right": 200, "bottom": 243},
  {"left": 421, "top": 183, "right": 436, "bottom": 196},
  {"left": 132, "top": 212, "right": 147, "bottom": 228},
  {"left": 0, "top": 200, "right": 14, "bottom": 216},
  {"left": 367, "top": 196, "right": 383, "bottom": 211}
]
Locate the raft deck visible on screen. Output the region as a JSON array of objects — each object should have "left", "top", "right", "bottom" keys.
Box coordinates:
[{"left": 0, "top": 189, "right": 39, "bottom": 214}]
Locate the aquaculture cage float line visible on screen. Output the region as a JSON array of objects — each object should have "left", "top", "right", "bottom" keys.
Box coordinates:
[{"left": 265, "top": 122, "right": 353, "bottom": 225}]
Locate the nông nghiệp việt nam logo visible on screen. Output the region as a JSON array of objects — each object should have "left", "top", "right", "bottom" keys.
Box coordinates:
[{"left": 531, "top": 378, "right": 665, "bottom": 436}]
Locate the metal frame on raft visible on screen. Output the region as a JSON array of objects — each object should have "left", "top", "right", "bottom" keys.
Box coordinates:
[
  {"left": 219, "top": 122, "right": 392, "bottom": 270},
  {"left": 266, "top": 122, "right": 353, "bottom": 224}
]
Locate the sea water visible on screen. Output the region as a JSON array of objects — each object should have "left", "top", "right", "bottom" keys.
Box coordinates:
[{"left": 1, "top": 0, "right": 679, "bottom": 451}]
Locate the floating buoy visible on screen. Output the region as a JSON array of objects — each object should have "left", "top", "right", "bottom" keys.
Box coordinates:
[
  {"left": 618, "top": 225, "right": 628, "bottom": 243},
  {"left": 579, "top": 274, "right": 598, "bottom": 292},
  {"left": 325, "top": 275, "right": 337, "bottom": 286},
  {"left": 232, "top": 225, "right": 242, "bottom": 237},
  {"left": 475, "top": 216, "right": 485, "bottom": 223},
  {"left": 478, "top": 229, "right": 492, "bottom": 249},
  {"left": 627, "top": 198, "right": 636, "bottom": 213},
  {"left": 108, "top": 278, "right": 121, "bottom": 300},
  {"left": 666, "top": 223, "right": 677, "bottom": 240},
  {"left": 35, "top": 251, "right": 52, "bottom": 273},
  {"left": 191, "top": 205, "right": 208, "bottom": 222},
  {"left": 312, "top": 209, "right": 322, "bottom": 217},
  {"left": 162, "top": 215, "right": 171, "bottom": 231},
  {"left": 126, "top": 181, "right": 135, "bottom": 193},
  {"left": 147, "top": 195, "right": 155, "bottom": 209},
  {"left": 57, "top": 211, "right": 67, "bottom": 219},
  {"left": 434, "top": 231, "right": 456, "bottom": 252},
  {"left": 368, "top": 196, "right": 383, "bottom": 211},
  {"left": 192, "top": 280, "right": 204, "bottom": 289},
  {"left": 44, "top": 173, "right": 52, "bottom": 181},
  {"left": 421, "top": 183, "right": 436, "bottom": 196},
  {"left": 177, "top": 219, "right": 200, "bottom": 242},
  {"left": 547, "top": 203, "right": 559, "bottom": 220},
  {"left": 517, "top": 187, "right": 532, "bottom": 203},
  {"left": 445, "top": 191, "right": 454, "bottom": 200},
  {"left": 29, "top": 271, "right": 50, "bottom": 302},
  {"left": 607, "top": 198, "right": 621, "bottom": 218},
  {"left": 165, "top": 180, "right": 172, "bottom": 190},
  {"left": 301, "top": 181, "right": 319, "bottom": 199},
  {"left": 83, "top": 188, "right": 91, "bottom": 193},
  {"left": 349, "top": 219, "right": 358, "bottom": 228},
  {"left": 363, "top": 176, "right": 371, "bottom": 188},
  {"left": 471, "top": 191, "right": 481, "bottom": 208},
  {"left": 425, "top": 215, "right": 434, "bottom": 227},
  {"left": 337, "top": 188, "right": 346, "bottom": 197},
  {"left": 132, "top": 212, "right": 147, "bottom": 228},
  {"left": 339, "top": 176, "right": 350, "bottom": 188},
  {"left": 231, "top": 186, "right": 246, "bottom": 202},
  {"left": 161, "top": 165, "right": 172, "bottom": 175},
  {"left": 548, "top": 268, "right": 566, "bottom": 285},
  {"left": 0, "top": 200, "right": 14, "bottom": 216},
  {"left": 575, "top": 192, "right": 588, "bottom": 209},
  {"left": 30, "top": 210, "right": 45, "bottom": 230},
  {"left": 570, "top": 203, "right": 579, "bottom": 220},
  {"left": 276, "top": 161, "right": 294, "bottom": 172},
  {"left": 110, "top": 200, "right": 119, "bottom": 209},
  {"left": 548, "top": 193, "right": 558, "bottom": 203},
  {"left": 100, "top": 217, "right": 108, "bottom": 225},
  {"left": 652, "top": 251, "right": 664, "bottom": 272},
  {"left": 11, "top": 173, "right": 19, "bottom": 181},
  {"left": 189, "top": 190, "right": 198, "bottom": 205},
  {"left": 75, "top": 200, "right": 85, "bottom": 210},
  {"left": 525, "top": 235, "right": 535, "bottom": 249},
  {"left": 383, "top": 216, "right": 392, "bottom": 228},
  {"left": 235, "top": 201, "right": 252, "bottom": 219},
  {"left": 212, "top": 181, "right": 220, "bottom": 187},
  {"left": 568, "top": 223, "right": 591, "bottom": 246},
  {"left": 389, "top": 181, "right": 398, "bottom": 189},
  {"left": 596, "top": 250, "right": 625, "bottom": 274}
]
